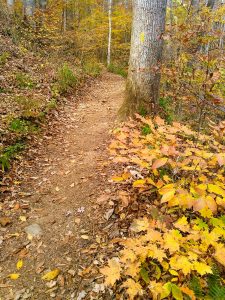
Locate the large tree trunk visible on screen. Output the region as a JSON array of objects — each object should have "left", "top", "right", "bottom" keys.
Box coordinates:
[{"left": 121, "top": 0, "right": 167, "bottom": 117}]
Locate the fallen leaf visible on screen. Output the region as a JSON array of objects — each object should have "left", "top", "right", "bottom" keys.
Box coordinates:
[
  {"left": 42, "top": 269, "right": 60, "bottom": 281},
  {"left": 81, "top": 235, "right": 89, "bottom": 240},
  {"left": 19, "top": 216, "right": 27, "bottom": 222},
  {"left": 0, "top": 217, "right": 11, "bottom": 227},
  {"left": 100, "top": 258, "right": 121, "bottom": 286},
  {"left": 8, "top": 273, "right": 20, "bottom": 280},
  {"left": 16, "top": 259, "right": 23, "bottom": 270},
  {"left": 152, "top": 158, "right": 168, "bottom": 170}
]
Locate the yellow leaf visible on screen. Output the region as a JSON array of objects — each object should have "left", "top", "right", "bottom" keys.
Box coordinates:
[
  {"left": 8, "top": 273, "right": 20, "bottom": 280},
  {"left": 16, "top": 260, "right": 23, "bottom": 270},
  {"left": 152, "top": 158, "right": 168, "bottom": 170},
  {"left": 130, "top": 218, "right": 149, "bottom": 232},
  {"left": 170, "top": 255, "right": 192, "bottom": 276},
  {"left": 193, "top": 262, "right": 212, "bottom": 275},
  {"left": 41, "top": 269, "right": 60, "bottom": 281},
  {"left": 208, "top": 184, "right": 225, "bottom": 197},
  {"left": 19, "top": 216, "right": 26, "bottom": 222},
  {"left": 214, "top": 244, "right": 225, "bottom": 267},
  {"left": 199, "top": 207, "right": 213, "bottom": 218},
  {"left": 160, "top": 282, "right": 172, "bottom": 299},
  {"left": 133, "top": 179, "right": 146, "bottom": 187},
  {"left": 161, "top": 189, "right": 175, "bottom": 203},
  {"left": 100, "top": 258, "right": 121, "bottom": 286},
  {"left": 169, "top": 269, "right": 179, "bottom": 276},
  {"left": 159, "top": 183, "right": 175, "bottom": 195},
  {"left": 112, "top": 176, "right": 124, "bottom": 182},
  {"left": 174, "top": 216, "right": 190, "bottom": 232},
  {"left": 123, "top": 278, "right": 143, "bottom": 299},
  {"left": 164, "top": 230, "right": 180, "bottom": 253}
]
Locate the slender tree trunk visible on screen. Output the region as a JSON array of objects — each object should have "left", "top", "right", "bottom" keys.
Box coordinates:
[
  {"left": 121, "top": 0, "right": 167, "bottom": 116},
  {"left": 107, "top": 0, "right": 112, "bottom": 67}
]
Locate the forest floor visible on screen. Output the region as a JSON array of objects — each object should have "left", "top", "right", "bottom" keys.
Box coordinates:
[{"left": 0, "top": 72, "right": 125, "bottom": 299}]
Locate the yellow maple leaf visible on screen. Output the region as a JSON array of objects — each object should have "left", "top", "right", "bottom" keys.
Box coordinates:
[
  {"left": 130, "top": 218, "right": 149, "bottom": 232},
  {"left": 149, "top": 245, "right": 166, "bottom": 262},
  {"left": 41, "top": 269, "right": 60, "bottom": 281},
  {"left": 125, "top": 261, "right": 141, "bottom": 278},
  {"left": 123, "top": 278, "right": 143, "bottom": 299},
  {"left": 149, "top": 281, "right": 163, "bottom": 300},
  {"left": 100, "top": 258, "right": 121, "bottom": 286},
  {"left": 16, "top": 259, "right": 23, "bottom": 270},
  {"left": 208, "top": 184, "right": 225, "bottom": 197},
  {"left": 170, "top": 255, "right": 193, "bottom": 275},
  {"left": 199, "top": 207, "right": 213, "bottom": 218},
  {"left": 193, "top": 262, "right": 212, "bottom": 275},
  {"left": 164, "top": 230, "right": 181, "bottom": 253},
  {"left": 174, "top": 216, "right": 190, "bottom": 232}
]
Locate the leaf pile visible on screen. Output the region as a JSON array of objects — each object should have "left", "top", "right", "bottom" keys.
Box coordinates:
[{"left": 101, "top": 115, "right": 225, "bottom": 299}]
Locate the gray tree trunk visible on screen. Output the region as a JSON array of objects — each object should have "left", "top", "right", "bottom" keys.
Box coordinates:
[{"left": 121, "top": 0, "right": 167, "bottom": 116}]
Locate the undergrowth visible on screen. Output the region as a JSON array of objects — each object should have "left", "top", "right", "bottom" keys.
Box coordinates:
[
  {"left": 101, "top": 115, "right": 225, "bottom": 300},
  {"left": 108, "top": 63, "right": 127, "bottom": 78},
  {"left": 0, "top": 142, "right": 25, "bottom": 172}
]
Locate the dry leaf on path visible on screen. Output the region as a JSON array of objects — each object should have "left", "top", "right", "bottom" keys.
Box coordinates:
[{"left": 42, "top": 269, "right": 60, "bottom": 281}]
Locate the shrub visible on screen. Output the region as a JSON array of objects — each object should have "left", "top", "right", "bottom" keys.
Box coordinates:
[
  {"left": 9, "top": 118, "right": 38, "bottom": 133},
  {"left": 15, "top": 72, "right": 35, "bottom": 89},
  {"left": 57, "top": 63, "right": 77, "bottom": 94},
  {"left": 0, "top": 142, "right": 24, "bottom": 171},
  {"left": 0, "top": 51, "right": 10, "bottom": 66},
  {"left": 107, "top": 63, "right": 127, "bottom": 78},
  {"left": 83, "top": 60, "right": 103, "bottom": 77}
]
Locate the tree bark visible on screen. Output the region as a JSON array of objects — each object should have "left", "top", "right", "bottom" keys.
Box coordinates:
[
  {"left": 107, "top": 0, "right": 112, "bottom": 67},
  {"left": 121, "top": 0, "right": 167, "bottom": 116}
]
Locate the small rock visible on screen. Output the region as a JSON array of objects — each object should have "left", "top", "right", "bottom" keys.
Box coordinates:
[
  {"left": 77, "top": 291, "right": 86, "bottom": 300},
  {"left": 68, "top": 269, "right": 76, "bottom": 276},
  {"left": 77, "top": 207, "right": 85, "bottom": 213},
  {"left": 25, "top": 224, "right": 43, "bottom": 238},
  {"left": 104, "top": 209, "right": 114, "bottom": 220}
]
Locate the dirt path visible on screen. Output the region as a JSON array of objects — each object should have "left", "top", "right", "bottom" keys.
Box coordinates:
[{"left": 0, "top": 73, "right": 125, "bottom": 299}]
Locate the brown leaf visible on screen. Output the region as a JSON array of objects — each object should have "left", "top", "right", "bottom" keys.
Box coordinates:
[{"left": 0, "top": 217, "right": 12, "bottom": 227}]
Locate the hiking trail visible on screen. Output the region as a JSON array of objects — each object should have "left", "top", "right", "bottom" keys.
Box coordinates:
[{"left": 0, "top": 72, "right": 125, "bottom": 299}]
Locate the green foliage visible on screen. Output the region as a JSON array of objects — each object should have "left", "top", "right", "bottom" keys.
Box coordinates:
[
  {"left": 189, "top": 276, "right": 203, "bottom": 298},
  {"left": 15, "top": 72, "right": 35, "bottom": 89},
  {"left": 159, "top": 97, "right": 174, "bottom": 124},
  {"left": 207, "top": 266, "right": 225, "bottom": 300},
  {"left": 57, "top": 64, "right": 77, "bottom": 94},
  {"left": 107, "top": 63, "right": 127, "bottom": 78},
  {"left": 141, "top": 124, "right": 152, "bottom": 135},
  {"left": 83, "top": 60, "right": 102, "bottom": 77},
  {"left": 9, "top": 118, "right": 38, "bottom": 133},
  {"left": 0, "top": 142, "right": 24, "bottom": 171},
  {"left": 14, "top": 96, "right": 42, "bottom": 118},
  {"left": 0, "top": 51, "right": 10, "bottom": 66}
]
